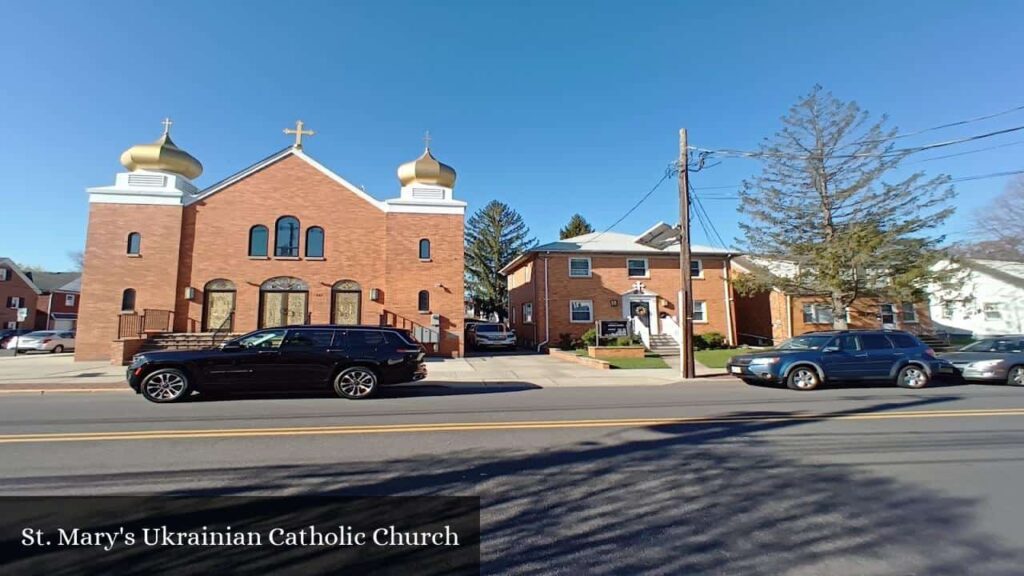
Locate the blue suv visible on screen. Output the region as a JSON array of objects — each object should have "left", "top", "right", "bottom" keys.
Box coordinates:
[{"left": 726, "top": 330, "right": 956, "bottom": 391}]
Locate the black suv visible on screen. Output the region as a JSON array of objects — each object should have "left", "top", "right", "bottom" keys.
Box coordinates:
[{"left": 127, "top": 326, "right": 426, "bottom": 403}]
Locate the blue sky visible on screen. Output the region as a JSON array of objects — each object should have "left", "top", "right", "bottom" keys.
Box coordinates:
[{"left": 2, "top": 0, "right": 1022, "bottom": 269}]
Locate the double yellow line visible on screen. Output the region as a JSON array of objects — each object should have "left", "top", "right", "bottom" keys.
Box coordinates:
[{"left": 1, "top": 407, "right": 1023, "bottom": 444}]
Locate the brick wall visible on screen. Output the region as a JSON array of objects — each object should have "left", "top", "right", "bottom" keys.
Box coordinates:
[
  {"left": 76, "top": 204, "right": 184, "bottom": 360},
  {"left": 0, "top": 265, "right": 39, "bottom": 329},
  {"left": 508, "top": 253, "right": 735, "bottom": 348}
]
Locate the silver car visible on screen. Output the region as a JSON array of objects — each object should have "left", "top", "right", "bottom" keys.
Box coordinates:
[
  {"left": 3, "top": 330, "right": 76, "bottom": 353},
  {"left": 942, "top": 336, "right": 1024, "bottom": 386}
]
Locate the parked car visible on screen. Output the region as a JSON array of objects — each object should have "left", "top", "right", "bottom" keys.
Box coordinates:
[
  {"left": 127, "top": 325, "right": 427, "bottom": 403},
  {"left": 0, "top": 329, "right": 33, "bottom": 349},
  {"left": 3, "top": 330, "right": 75, "bottom": 353},
  {"left": 726, "top": 330, "right": 956, "bottom": 391},
  {"left": 941, "top": 335, "right": 1024, "bottom": 386},
  {"left": 468, "top": 323, "right": 516, "bottom": 350}
]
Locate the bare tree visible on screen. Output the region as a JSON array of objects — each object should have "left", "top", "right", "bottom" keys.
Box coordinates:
[
  {"left": 68, "top": 250, "right": 85, "bottom": 271},
  {"left": 961, "top": 176, "right": 1024, "bottom": 260}
]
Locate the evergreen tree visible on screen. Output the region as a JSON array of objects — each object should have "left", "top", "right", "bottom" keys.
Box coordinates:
[
  {"left": 465, "top": 201, "right": 535, "bottom": 320},
  {"left": 737, "top": 86, "right": 957, "bottom": 329},
  {"left": 559, "top": 213, "right": 595, "bottom": 239}
]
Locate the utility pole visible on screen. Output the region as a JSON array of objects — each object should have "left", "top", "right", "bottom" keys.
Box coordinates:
[{"left": 678, "top": 129, "right": 695, "bottom": 379}]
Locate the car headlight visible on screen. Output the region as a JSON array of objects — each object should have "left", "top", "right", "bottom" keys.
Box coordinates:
[
  {"left": 750, "top": 357, "right": 781, "bottom": 365},
  {"left": 970, "top": 359, "right": 1004, "bottom": 370}
]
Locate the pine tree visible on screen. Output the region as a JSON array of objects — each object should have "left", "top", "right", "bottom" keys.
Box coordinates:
[
  {"left": 559, "top": 213, "right": 595, "bottom": 239},
  {"left": 465, "top": 201, "right": 535, "bottom": 320},
  {"left": 737, "top": 86, "right": 957, "bottom": 329}
]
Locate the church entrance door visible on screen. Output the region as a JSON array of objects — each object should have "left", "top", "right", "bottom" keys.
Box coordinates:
[
  {"left": 202, "top": 279, "right": 236, "bottom": 332},
  {"left": 259, "top": 277, "right": 309, "bottom": 328},
  {"left": 331, "top": 280, "right": 362, "bottom": 325}
]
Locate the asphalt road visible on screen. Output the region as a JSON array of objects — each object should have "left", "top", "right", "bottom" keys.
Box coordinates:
[{"left": 2, "top": 379, "right": 1024, "bottom": 575}]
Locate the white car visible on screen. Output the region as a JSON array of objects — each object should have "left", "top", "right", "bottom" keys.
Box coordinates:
[{"left": 4, "top": 330, "right": 76, "bottom": 353}]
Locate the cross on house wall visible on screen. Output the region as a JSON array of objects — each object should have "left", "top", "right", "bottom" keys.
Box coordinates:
[
  {"left": 632, "top": 281, "right": 646, "bottom": 294},
  {"left": 284, "top": 120, "right": 315, "bottom": 148}
]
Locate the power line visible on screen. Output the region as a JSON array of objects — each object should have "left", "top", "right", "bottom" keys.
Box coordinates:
[
  {"left": 583, "top": 164, "right": 675, "bottom": 244},
  {"left": 908, "top": 139, "right": 1024, "bottom": 164},
  {"left": 840, "top": 103, "right": 1024, "bottom": 148},
  {"left": 688, "top": 123, "right": 1024, "bottom": 160},
  {"left": 688, "top": 181, "right": 729, "bottom": 248}
]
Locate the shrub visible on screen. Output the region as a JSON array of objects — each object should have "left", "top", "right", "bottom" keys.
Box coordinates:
[
  {"left": 556, "top": 333, "right": 575, "bottom": 350},
  {"left": 613, "top": 336, "right": 635, "bottom": 347},
  {"left": 695, "top": 331, "right": 727, "bottom": 350},
  {"left": 581, "top": 328, "right": 597, "bottom": 346}
]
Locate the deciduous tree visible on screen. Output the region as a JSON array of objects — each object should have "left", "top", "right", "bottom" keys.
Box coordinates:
[{"left": 960, "top": 176, "right": 1024, "bottom": 260}]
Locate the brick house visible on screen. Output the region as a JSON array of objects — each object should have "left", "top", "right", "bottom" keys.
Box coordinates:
[
  {"left": 76, "top": 122, "right": 466, "bottom": 362},
  {"left": 0, "top": 258, "right": 81, "bottom": 330},
  {"left": 501, "top": 231, "right": 738, "bottom": 350},
  {"left": 732, "top": 256, "right": 933, "bottom": 345}
]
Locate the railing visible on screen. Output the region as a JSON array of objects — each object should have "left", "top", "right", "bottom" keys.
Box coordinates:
[
  {"left": 380, "top": 309, "right": 442, "bottom": 351},
  {"left": 117, "top": 309, "right": 175, "bottom": 340},
  {"left": 630, "top": 316, "right": 651, "bottom": 350},
  {"left": 211, "top": 311, "right": 235, "bottom": 347}
]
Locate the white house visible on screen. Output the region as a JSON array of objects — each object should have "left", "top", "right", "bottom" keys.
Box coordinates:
[{"left": 930, "top": 259, "right": 1024, "bottom": 337}]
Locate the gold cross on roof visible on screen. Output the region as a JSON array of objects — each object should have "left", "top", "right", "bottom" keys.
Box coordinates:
[
  {"left": 161, "top": 117, "right": 173, "bottom": 136},
  {"left": 284, "top": 120, "right": 315, "bottom": 148}
]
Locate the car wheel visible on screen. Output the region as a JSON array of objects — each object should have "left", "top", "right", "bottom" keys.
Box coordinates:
[
  {"left": 51, "top": 345, "right": 64, "bottom": 354},
  {"left": 1008, "top": 366, "right": 1024, "bottom": 386},
  {"left": 141, "top": 368, "right": 190, "bottom": 403},
  {"left": 897, "top": 365, "right": 930, "bottom": 389},
  {"left": 333, "top": 367, "right": 379, "bottom": 399},
  {"left": 787, "top": 367, "right": 820, "bottom": 391}
]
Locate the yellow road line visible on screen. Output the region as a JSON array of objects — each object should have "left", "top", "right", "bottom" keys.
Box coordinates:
[{"left": 1, "top": 408, "right": 1024, "bottom": 444}]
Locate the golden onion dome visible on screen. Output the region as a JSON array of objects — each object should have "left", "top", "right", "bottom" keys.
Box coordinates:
[
  {"left": 119, "top": 119, "right": 203, "bottom": 180},
  {"left": 397, "top": 145, "right": 456, "bottom": 189}
]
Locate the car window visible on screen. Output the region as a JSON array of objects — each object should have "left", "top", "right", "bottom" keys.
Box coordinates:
[
  {"left": 475, "top": 325, "right": 504, "bottom": 333},
  {"left": 831, "top": 335, "right": 861, "bottom": 351},
  {"left": 343, "top": 330, "right": 390, "bottom": 348},
  {"left": 235, "top": 330, "right": 287, "bottom": 350},
  {"left": 861, "top": 334, "right": 894, "bottom": 350},
  {"left": 888, "top": 333, "right": 919, "bottom": 348},
  {"left": 778, "top": 335, "right": 832, "bottom": 350},
  {"left": 964, "top": 338, "right": 1024, "bottom": 353},
  {"left": 282, "top": 330, "right": 335, "bottom": 349}
]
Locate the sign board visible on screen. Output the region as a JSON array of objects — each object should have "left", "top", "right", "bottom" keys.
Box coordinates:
[
  {"left": 598, "top": 320, "right": 630, "bottom": 340},
  {"left": 16, "top": 307, "right": 28, "bottom": 322}
]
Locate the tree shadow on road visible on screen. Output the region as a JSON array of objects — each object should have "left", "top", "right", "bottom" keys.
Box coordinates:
[{"left": 4, "top": 395, "right": 1022, "bottom": 575}]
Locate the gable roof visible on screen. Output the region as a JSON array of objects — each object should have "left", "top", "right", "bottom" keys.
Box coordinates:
[
  {"left": 185, "top": 147, "right": 386, "bottom": 210},
  {"left": 27, "top": 272, "right": 81, "bottom": 293},
  {"left": 500, "top": 231, "right": 734, "bottom": 275},
  {"left": 964, "top": 258, "right": 1024, "bottom": 290},
  {"left": 0, "top": 258, "right": 41, "bottom": 294}
]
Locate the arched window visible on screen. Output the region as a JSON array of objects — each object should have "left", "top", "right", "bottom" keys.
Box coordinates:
[
  {"left": 306, "top": 227, "right": 325, "bottom": 258},
  {"left": 127, "top": 232, "right": 141, "bottom": 255},
  {"left": 417, "top": 290, "right": 430, "bottom": 312},
  {"left": 248, "top": 225, "right": 268, "bottom": 257},
  {"left": 419, "top": 238, "right": 431, "bottom": 260},
  {"left": 275, "top": 216, "right": 300, "bottom": 257},
  {"left": 121, "top": 288, "right": 136, "bottom": 312}
]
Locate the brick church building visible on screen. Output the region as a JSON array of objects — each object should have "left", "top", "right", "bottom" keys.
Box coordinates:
[{"left": 76, "top": 120, "right": 466, "bottom": 362}]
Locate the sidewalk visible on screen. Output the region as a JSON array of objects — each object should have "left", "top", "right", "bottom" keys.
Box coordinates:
[{"left": 0, "top": 352, "right": 737, "bottom": 393}]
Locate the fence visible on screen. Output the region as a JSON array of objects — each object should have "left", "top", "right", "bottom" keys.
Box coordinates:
[{"left": 117, "top": 309, "right": 175, "bottom": 340}]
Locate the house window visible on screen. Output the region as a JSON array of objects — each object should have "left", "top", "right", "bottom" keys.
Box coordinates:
[
  {"left": 693, "top": 300, "right": 708, "bottom": 323},
  {"left": 803, "top": 304, "right": 834, "bottom": 324},
  {"left": 523, "top": 302, "right": 534, "bottom": 323},
  {"left": 249, "top": 225, "right": 269, "bottom": 257},
  {"left": 275, "top": 216, "right": 301, "bottom": 257},
  {"left": 0, "top": 268, "right": 8, "bottom": 281},
  {"left": 4, "top": 321, "right": 14, "bottom": 329},
  {"left": 901, "top": 302, "right": 917, "bottom": 323},
  {"left": 6, "top": 296, "right": 22, "bottom": 309},
  {"left": 627, "top": 258, "right": 648, "bottom": 278},
  {"left": 127, "top": 232, "right": 141, "bottom": 255},
  {"left": 305, "top": 227, "right": 324, "bottom": 258},
  {"left": 570, "top": 300, "right": 593, "bottom": 323},
  {"left": 983, "top": 303, "right": 1003, "bottom": 321},
  {"left": 880, "top": 303, "right": 896, "bottom": 324},
  {"left": 121, "top": 289, "right": 136, "bottom": 312},
  {"left": 65, "top": 294, "right": 76, "bottom": 306},
  {"left": 419, "top": 239, "right": 431, "bottom": 260},
  {"left": 690, "top": 259, "right": 703, "bottom": 278},
  {"left": 569, "top": 257, "right": 591, "bottom": 278},
  {"left": 418, "top": 290, "right": 430, "bottom": 312}
]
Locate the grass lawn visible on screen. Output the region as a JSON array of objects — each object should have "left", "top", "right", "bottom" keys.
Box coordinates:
[
  {"left": 575, "top": 349, "right": 670, "bottom": 369},
  {"left": 694, "top": 349, "right": 743, "bottom": 369}
]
